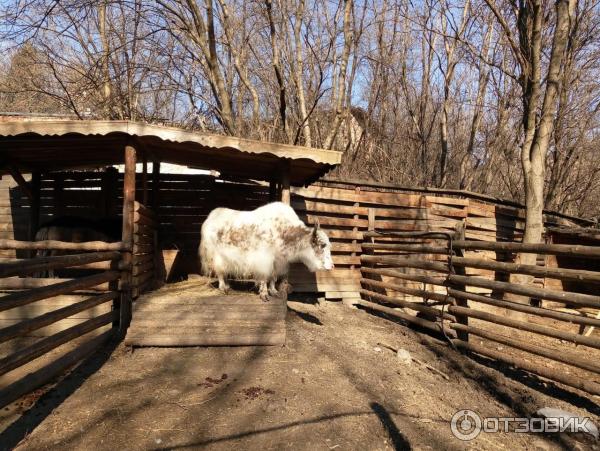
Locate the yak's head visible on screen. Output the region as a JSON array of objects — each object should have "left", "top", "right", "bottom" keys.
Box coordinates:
[{"left": 302, "top": 219, "right": 334, "bottom": 272}]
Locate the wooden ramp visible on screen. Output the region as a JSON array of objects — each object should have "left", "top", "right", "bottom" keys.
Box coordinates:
[{"left": 124, "top": 279, "right": 287, "bottom": 346}]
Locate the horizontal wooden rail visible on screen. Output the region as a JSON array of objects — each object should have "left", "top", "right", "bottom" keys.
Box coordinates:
[
  {"left": 360, "top": 267, "right": 447, "bottom": 287},
  {"left": 0, "top": 327, "right": 114, "bottom": 409},
  {"left": 450, "top": 323, "right": 600, "bottom": 375},
  {"left": 361, "top": 278, "right": 450, "bottom": 304},
  {"left": 0, "top": 312, "right": 115, "bottom": 377},
  {"left": 0, "top": 271, "right": 120, "bottom": 312},
  {"left": 447, "top": 305, "right": 600, "bottom": 349},
  {"left": 360, "top": 289, "right": 455, "bottom": 321},
  {"left": 356, "top": 299, "right": 456, "bottom": 338},
  {"left": 0, "top": 252, "right": 121, "bottom": 278},
  {"left": 0, "top": 291, "right": 118, "bottom": 344},
  {"left": 0, "top": 277, "right": 115, "bottom": 291},
  {"left": 452, "top": 339, "right": 600, "bottom": 396},
  {"left": 361, "top": 255, "right": 449, "bottom": 273},
  {"left": 448, "top": 288, "right": 600, "bottom": 327},
  {"left": 0, "top": 239, "right": 128, "bottom": 251},
  {"left": 451, "top": 256, "right": 600, "bottom": 284},
  {"left": 453, "top": 240, "right": 600, "bottom": 259},
  {"left": 447, "top": 274, "right": 600, "bottom": 308},
  {"left": 361, "top": 243, "right": 450, "bottom": 254},
  {"left": 364, "top": 231, "right": 455, "bottom": 239}
]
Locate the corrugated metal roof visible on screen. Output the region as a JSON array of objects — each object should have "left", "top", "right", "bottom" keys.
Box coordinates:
[{"left": 0, "top": 120, "right": 341, "bottom": 185}]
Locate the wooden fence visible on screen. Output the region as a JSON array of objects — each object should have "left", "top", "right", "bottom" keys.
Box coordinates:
[
  {"left": 359, "top": 230, "right": 600, "bottom": 396},
  {"left": 132, "top": 201, "right": 158, "bottom": 297},
  {"left": 0, "top": 239, "right": 129, "bottom": 408},
  {"left": 0, "top": 172, "right": 590, "bottom": 304}
]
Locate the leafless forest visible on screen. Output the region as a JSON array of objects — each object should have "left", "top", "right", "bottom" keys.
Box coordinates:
[{"left": 1, "top": 0, "right": 599, "bottom": 220}]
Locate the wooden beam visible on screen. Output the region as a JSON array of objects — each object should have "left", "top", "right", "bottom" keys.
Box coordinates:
[
  {"left": 280, "top": 161, "right": 291, "bottom": 205},
  {"left": 6, "top": 164, "right": 33, "bottom": 200},
  {"left": 0, "top": 239, "right": 127, "bottom": 251},
  {"left": 448, "top": 274, "right": 600, "bottom": 308},
  {"left": 120, "top": 144, "right": 136, "bottom": 330},
  {"left": 0, "top": 251, "right": 121, "bottom": 278},
  {"left": 28, "top": 172, "right": 41, "bottom": 258},
  {"left": 453, "top": 240, "right": 600, "bottom": 259}
]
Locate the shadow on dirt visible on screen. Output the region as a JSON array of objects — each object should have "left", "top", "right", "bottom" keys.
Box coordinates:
[
  {"left": 371, "top": 402, "right": 412, "bottom": 450},
  {"left": 0, "top": 338, "right": 121, "bottom": 451},
  {"left": 287, "top": 305, "right": 323, "bottom": 326}
]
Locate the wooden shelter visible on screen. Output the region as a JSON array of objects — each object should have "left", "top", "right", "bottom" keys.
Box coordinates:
[{"left": 0, "top": 120, "right": 341, "bottom": 399}]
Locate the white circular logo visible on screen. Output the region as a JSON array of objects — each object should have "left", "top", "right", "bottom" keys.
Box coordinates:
[{"left": 451, "top": 410, "right": 482, "bottom": 441}]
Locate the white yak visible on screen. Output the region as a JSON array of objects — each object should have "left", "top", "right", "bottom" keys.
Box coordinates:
[{"left": 199, "top": 202, "right": 334, "bottom": 301}]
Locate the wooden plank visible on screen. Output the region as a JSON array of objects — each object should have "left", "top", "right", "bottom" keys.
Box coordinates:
[
  {"left": 357, "top": 299, "right": 455, "bottom": 337},
  {"left": 448, "top": 274, "right": 600, "bottom": 308},
  {"left": 454, "top": 240, "right": 600, "bottom": 259},
  {"left": 0, "top": 239, "right": 126, "bottom": 251},
  {"left": 360, "top": 255, "right": 449, "bottom": 273},
  {"left": 448, "top": 288, "right": 600, "bottom": 327},
  {"left": 0, "top": 277, "right": 113, "bottom": 291},
  {"left": 0, "top": 302, "right": 111, "bottom": 319},
  {"left": 133, "top": 211, "right": 155, "bottom": 227},
  {"left": 452, "top": 256, "right": 600, "bottom": 284},
  {"left": 360, "top": 289, "right": 454, "bottom": 320},
  {"left": 0, "top": 271, "right": 120, "bottom": 312},
  {"left": 0, "top": 251, "right": 120, "bottom": 278},
  {"left": 293, "top": 186, "right": 430, "bottom": 207}
]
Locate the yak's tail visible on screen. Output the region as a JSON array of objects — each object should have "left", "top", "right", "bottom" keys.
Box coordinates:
[{"left": 198, "top": 238, "right": 213, "bottom": 277}]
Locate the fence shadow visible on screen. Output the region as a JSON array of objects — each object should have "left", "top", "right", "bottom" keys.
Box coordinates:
[{"left": 0, "top": 337, "right": 121, "bottom": 451}]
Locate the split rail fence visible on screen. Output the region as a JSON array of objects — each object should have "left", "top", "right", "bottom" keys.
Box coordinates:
[
  {"left": 0, "top": 238, "right": 129, "bottom": 408},
  {"left": 359, "top": 230, "right": 600, "bottom": 396}
]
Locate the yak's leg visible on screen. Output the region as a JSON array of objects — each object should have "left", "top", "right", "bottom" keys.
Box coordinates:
[
  {"left": 258, "top": 280, "right": 270, "bottom": 302},
  {"left": 217, "top": 274, "right": 230, "bottom": 294},
  {"left": 268, "top": 278, "right": 278, "bottom": 296}
]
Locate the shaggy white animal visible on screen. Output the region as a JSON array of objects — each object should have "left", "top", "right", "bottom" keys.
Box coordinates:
[{"left": 199, "top": 202, "right": 334, "bottom": 300}]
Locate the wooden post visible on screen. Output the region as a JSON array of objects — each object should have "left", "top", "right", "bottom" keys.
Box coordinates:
[
  {"left": 269, "top": 177, "right": 277, "bottom": 202},
  {"left": 152, "top": 161, "right": 160, "bottom": 211},
  {"left": 119, "top": 144, "right": 136, "bottom": 332},
  {"left": 102, "top": 167, "right": 118, "bottom": 217},
  {"left": 142, "top": 153, "right": 148, "bottom": 206},
  {"left": 367, "top": 207, "right": 376, "bottom": 232},
  {"left": 451, "top": 221, "right": 469, "bottom": 342},
  {"left": 280, "top": 162, "right": 290, "bottom": 205},
  {"left": 28, "top": 172, "right": 41, "bottom": 258},
  {"left": 53, "top": 172, "right": 64, "bottom": 217}
]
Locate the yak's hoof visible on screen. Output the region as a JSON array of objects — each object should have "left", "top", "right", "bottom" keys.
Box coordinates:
[
  {"left": 219, "top": 287, "right": 230, "bottom": 294},
  {"left": 268, "top": 289, "right": 279, "bottom": 297},
  {"left": 260, "top": 293, "right": 270, "bottom": 302}
]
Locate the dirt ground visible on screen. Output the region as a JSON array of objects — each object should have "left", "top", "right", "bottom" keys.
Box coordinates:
[{"left": 1, "top": 298, "right": 599, "bottom": 451}]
